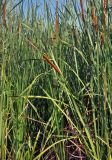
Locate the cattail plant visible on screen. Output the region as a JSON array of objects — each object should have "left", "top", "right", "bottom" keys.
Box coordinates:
[{"left": 1, "top": 0, "right": 112, "bottom": 159}]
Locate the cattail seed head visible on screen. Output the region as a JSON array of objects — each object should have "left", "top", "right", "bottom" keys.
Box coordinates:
[
  {"left": 3, "top": 0, "right": 6, "bottom": 27},
  {"left": 80, "top": 0, "right": 85, "bottom": 22},
  {"left": 91, "top": 6, "right": 98, "bottom": 32}
]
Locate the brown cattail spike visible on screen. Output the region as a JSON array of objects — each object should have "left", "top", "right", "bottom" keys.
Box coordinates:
[
  {"left": 43, "top": 54, "right": 62, "bottom": 75},
  {"left": 80, "top": 0, "right": 85, "bottom": 22},
  {"left": 91, "top": 2, "right": 98, "bottom": 32},
  {"left": 93, "top": 15, "right": 98, "bottom": 32},
  {"left": 3, "top": 0, "right": 6, "bottom": 27}
]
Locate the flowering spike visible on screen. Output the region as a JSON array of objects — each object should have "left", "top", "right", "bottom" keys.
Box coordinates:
[
  {"left": 80, "top": 0, "right": 85, "bottom": 22},
  {"left": 3, "top": 0, "right": 6, "bottom": 27},
  {"left": 91, "top": 2, "right": 98, "bottom": 32},
  {"left": 43, "top": 54, "right": 62, "bottom": 75}
]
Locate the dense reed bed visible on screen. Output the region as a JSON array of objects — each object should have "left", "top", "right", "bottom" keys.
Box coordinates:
[{"left": 0, "top": 0, "right": 112, "bottom": 159}]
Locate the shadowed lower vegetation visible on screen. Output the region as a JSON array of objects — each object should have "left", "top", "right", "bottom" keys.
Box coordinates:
[{"left": 0, "top": 0, "right": 112, "bottom": 159}]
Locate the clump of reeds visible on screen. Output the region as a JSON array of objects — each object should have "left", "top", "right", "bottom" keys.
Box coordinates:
[{"left": 0, "top": 0, "right": 112, "bottom": 160}]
